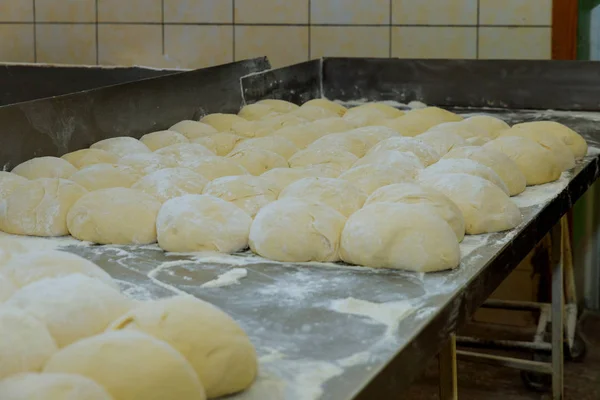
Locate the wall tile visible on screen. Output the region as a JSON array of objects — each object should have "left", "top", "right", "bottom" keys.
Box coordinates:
[
  {"left": 35, "top": 0, "right": 95, "bottom": 22},
  {"left": 98, "top": 24, "right": 163, "bottom": 66},
  {"left": 98, "top": 0, "right": 162, "bottom": 23},
  {"left": 311, "top": 27, "right": 389, "bottom": 58},
  {"left": 164, "top": 0, "right": 232, "bottom": 23},
  {"left": 479, "top": 27, "right": 551, "bottom": 59},
  {"left": 311, "top": 0, "right": 390, "bottom": 25},
  {"left": 479, "top": 0, "right": 552, "bottom": 26},
  {"left": 0, "top": 24, "right": 34, "bottom": 62},
  {"left": 0, "top": 0, "right": 33, "bottom": 22},
  {"left": 235, "top": 26, "right": 308, "bottom": 68},
  {"left": 392, "top": 0, "right": 477, "bottom": 25},
  {"left": 36, "top": 24, "right": 96, "bottom": 64},
  {"left": 392, "top": 27, "right": 476, "bottom": 58},
  {"left": 235, "top": 0, "right": 308, "bottom": 24},
  {"left": 165, "top": 25, "right": 233, "bottom": 68}
]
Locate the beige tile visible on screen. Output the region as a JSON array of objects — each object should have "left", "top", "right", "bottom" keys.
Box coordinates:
[
  {"left": 36, "top": 24, "right": 96, "bottom": 64},
  {"left": 311, "top": 0, "right": 389, "bottom": 24},
  {"left": 0, "top": 24, "right": 34, "bottom": 62},
  {"left": 0, "top": 0, "right": 33, "bottom": 21},
  {"left": 392, "top": 27, "right": 476, "bottom": 59},
  {"left": 35, "top": 0, "right": 95, "bottom": 22},
  {"left": 235, "top": 26, "right": 308, "bottom": 68},
  {"left": 311, "top": 27, "right": 389, "bottom": 58},
  {"left": 393, "top": 0, "right": 477, "bottom": 25},
  {"left": 98, "top": 24, "right": 164, "bottom": 66},
  {"left": 164, "top": 25, "right": 233, "bottom": 68},
  {"left": 479, "top": 27, "right": 551, "bottom": 59},
  {"left": 98, "top": 0, "right": 162, "bottom": 22},
  {"left": 235, "top": 0, "right": 308, "bottom": 24},
  {"left": 164, "top": 0, "right": 232, "bottom": 23},
  {"left": 480, "top": 0, "right": 552, "bottom": 26}
]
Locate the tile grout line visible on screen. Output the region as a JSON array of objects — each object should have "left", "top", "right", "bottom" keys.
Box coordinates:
[
  {"left": 308, "top": 0, "right": 311, "bottom": 60},
  {"left": 161, "top": 0, "right": 165, "bottom": 54},
  {"left": 232, "top": 0, "right": 236, "bottom": 62},
  {"left": 32, "top": 0, "right": 36, "bottom": 62},
  {"left": 95, "top": 0, "right": 99, "bottom": 64},
  {"left": 388, "top": 0, "right": 392, "bottom": 57},
  {"left": 476, "top": 0, "right": 480, "bottom": 59}
]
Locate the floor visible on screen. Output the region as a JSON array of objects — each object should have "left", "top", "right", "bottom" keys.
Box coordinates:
[{"left": 405, "top": 311, "right": 600, "bottom": 400}]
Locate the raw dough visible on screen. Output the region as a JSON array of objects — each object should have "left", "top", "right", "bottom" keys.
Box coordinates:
[
  {"left": 90, "top": 136, "right": 151, "bottom": 157},
  {"left": 344, "top": 126, "right": 401, "bottom": 149},
  {"left": 5, "top": 274, "right": 132, "bottom": 348},
  {"left": 12, "top": 157, "right": 77, "bottom": 180},
  {"left": 154, "top": 143, "right": 214, "bottom": 167},
  {"left": 511, "top": 121, "right": 587, "bottom": 159},
  {"left": 200, "top": 113, "right": 247, "bottom": 132},
  {"left": 108, "top": 295, "right": 257, "bottom": 398},
  {"left": 118, "top": 153, "right": 176, "bottom": 175},
  {"left": 460, "top": 115, "right": 509, "bottom": 137},
  {"left": 133, "top": 168, "right": 209, "bottom": 203},
  {"left": 0, "top": 372, "right": 113, "bottom": 400},
  {"left": 231, "top": 115, "right": 306, "bottom": 138},
  {"left": 291, "top": 104, "right": 339, "bottom": 121},
  {"left": 308, "top": 133, "right": 369, "bottom": 157},
  {"left": 338, "top": 164, "right": 415, "bottom": 194},
  {"left": 302, "top": 99, "right": 347, "bottom": 116},
  {"left": 192, "top": 133, "right": 244, "bottom": 156},
  {"left": 170, "top": 120, "right": 218, "bottom": 139},
  {"left": 368, "top": 137, "right": 440, "bottom": 166},
  {"left": 203, "top": 175, "right": 279, "bottom": 217},
  {"left": 465, "top": 136, "right": 492, "bottom": 146},
  {"left": 0, "top": 273, "right": 15, "bottom": 302},
  {"left": 0, "top": 178, "right": 88, "bottom": 237},
  {"left": 0, "top": 171, "right": 28, "bottom": 202},
  {"left": 157, "top": 194, "right": 252, "bottom": 253},
  {"left": 419, "top": 172, "right": 522, "bottom": 234},
  {"left": 289, "top": 148, "right": 358, "bottom": 173},
  {"left": 0, "top": 238, "right": 26, "bottom": 266},
  {"left": 69, "top": 164, "right": 141, "bottom": 191},
  {"left": 184, "top": 156, "right": 249, "bottom": 180},
  {"left": 353, "top": 150, "right": 423, "bottom": 176},
  {"left": 238, "top": 103, "right": 280, "bottom": 120},
  {"left": 426, "top": 121, "right": 478, "bottom": 139},
  {"left": 342, "top": 107, "right": 390, "bottom": 127},
  {"left": 256, "top": 99, "right": 299, "bottom": 113},
  {"left": 61, "top": 148, "right": 119, "bottom": 169},
  {"left": 272, "top": 124, "right": 327, "bottom": 149},
  {"left": 310, "top": 117, "right": 356, "bottom": 134},
  {"left": 140, "top": 130, "right": 189, "bottom": 151},
  {"left": 347, "top": 103, "right": 405, "bottom": 118},
  {"left": 421, "top": 159, "right": 510, "bottom": 195},
  {"left": 233, "top": 136, "right": 299, "bottom": 159},
  {"left": 383, "top": 107, "right": 462, "bottom": 136},
  {"left": 226, "top": 148, "right": 288, "bottom": 175},
  {"left": 67, "top": 188, "right": 161, "bottom": 245},
  {"left": 340, "top": 202, "right": 460, "bottom": 272},
  {"left": 279, "top": 177, "right": 366, "bottom": 217},
  {"left": 44, "top": 330, "right": 206, "bottom": 400},
  {"left": 415, "top": 130, "right": 466, "bottom": 155},
  {"left": 260, "top": 167, "right": 322, "bottom": 191},
  {"left": 250, "top": 198, "right": 346, "bottom": 262},
  {"left": 410, "top": 107, "right": 463, "bottom": 122}
]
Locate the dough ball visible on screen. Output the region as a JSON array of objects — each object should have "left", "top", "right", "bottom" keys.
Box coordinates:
[
  {"left": 338, "top": 164, "right": 414, "bottom": 195},
  {"left": 344, "top": 126, "right": 402, "bottom": 149},
  {"left": 0, "top": 249, "right": 116, "bottom": 289},
  {"left": 310, "top": 117, "right": 356, "bottom": 134},
  {"left": 203, "top": 175, "right": 279, "bottom": 217},
  {"left": 170, "top": 120, "right": 218, "bottom": 139},
  {"left": 238, "top": 103, "right": 280, "bottom": 120},
  {"left": 366, "top": 182, "right": 465, "bottom": 241},
  {"left": 90, "top": 136, "right": 151, "bottom": 158},
  {"left": 133, "top": 168, "right": 208, "bottom": 203},
  {"left": 461, "top": 115, "right": 510, "bottom": 137},
  {"left": 308, "top": 133, "right": 368, "bottom": 157},
  {"left": 512, "top": 121, "right": 587, "bottom": 159},
  {"left": 157, "top": 194, "right": 252, "bottom": 253},
  {"left": 426, "top": 121, "right": 479, "bottom": 139},
  {"left": 0, "top": 238, "right": 26, "bottom": 266},
  {"left": 12, "top": 157, "right": 77, "bottom": 180},
  {"left": 483, "top": 136, "right": 562, "bottom": 185},
  {"left": 0, "top": 178, "right": 88, "bottom": 237},
  {"left": 0, "top": 172, "right": 28, "bottom": 202},
  {"left": 368, "top": 137, "right": 440, "bottom": 166},
  {"left": 419, "top": 172, "right": 522, "bottom": 234},
  {"left": 348, "top": 103, "right": 405, "bottom": 118},
  {"left": 140, "top": 130, "right": 189, "bottom": 151},
  {"left": 118, "top": 153, "right": 176, "bottom": 175},
  {"left": 382, "top": 113, "right": 445, "bottom": 137},
  {"left": 410, "top": 107, "right": 463, "bottom": 122},
  {"left": 0, "top": 273, "right": 16, "bottom": 302},
  {"left": 67, "top": 188, "right": 161, "bottom": 245},
  {"left": 192, "top": 133, "right": 244, "bottom": 156},
  {"left": 0, "top": 372, "right": 113, "bottom": 400},
  {"left": 250, "top": 198, "right": 346, "bottom": 262},
  {"left": 340, "top": 203, "right": 460, "bottom": 272},
  {"left": 465, "top": 136, "right": 492, "bottom": 146},
  {"left": 154, "top": 143, "right": 214, "bottom": 167},
  {"left": 0, "top": 308, "right": 58, "bottom": 379},
  {"left": 6, "top": 274, "right": 132, "bottom": 348},
  {"left": 232, "top": 114, "right": 306, "bottom": 138},
  {"left": 289, "top": 148, "right": 358, "bottom": 174},
  {"left": 302, "top": 99, "right": 347, "bottom": 116},
  {"left": 342, "top": 107, "right": 390, "bottom": 127},
  {"left": 226, "top": 148, "right": 288, "bottom": 175},
  {"left": 443, "top": 146, "right": 527, "bottom": 196},
  {"left": 421, "top": 159, "right": 509, "bottom": 195},
  {"left": 44, "top": 330, "right": 206, "bottom": 400},
  {"left": 201, "top": 113, "right": 247, "bottom": 132},
  {"left": 61, "top": 149, "right": 119, "bottom": 169},
  {"left": 272, "top": 124, "right": 326, "bottom": 149},
  {"left": 108, "top": 295, "right": 257, "bottom": 398},
  {"left": 353, "top": 150, "right": 424, "bottom": 175},
  {"left": 291, "top": 105, "right": 339, "bottom": 121},
  {"left": 302, "top": 164, "right": 344, "bottom": 178},
  {"left": 185, "top": 156, "right": 248, "bottom": 180},
  {"left": 69, "top": 164, "right": 141, "bottom": 191},
  {"left": 256, "top": 99, "right": 299, "bottom": 113},
  {"left": 260, "top": 167, "right": 326, "bottom": 191},
  {"left": 415, "top": 130, "right": 466, "bottom": 156},
  {"left": 233, "top": 136, "right": 299, "bottom": 159},
  {"left": 279, "top": 177, "right": 366, "bottom": 217}
]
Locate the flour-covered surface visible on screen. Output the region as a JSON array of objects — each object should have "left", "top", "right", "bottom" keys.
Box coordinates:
[{"left": 2, "top": 108, "right": 599, "bottom": 400}]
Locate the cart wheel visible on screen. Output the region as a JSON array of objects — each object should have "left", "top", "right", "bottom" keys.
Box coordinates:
[
  {"left": 565, "top": 331, "right": 587, "bottom": 362},
  {"left": 520, "top": 352, "right": 551, "bottom": 392}
]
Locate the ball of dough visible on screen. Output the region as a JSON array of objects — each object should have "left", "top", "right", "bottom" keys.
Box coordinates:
[
  {"left": 250, "top": 198, "right": 346, "bottom": 262},
  {"left": 90, "top": 136, "right": 151, "bottom": 158},
  {"left": 108, "top": 295, "right": 257, "bottom": 398},
  {"left": 6, "top": 274, "right": 132, "bottom": 347},
  {"left": 426, "top": 121, "right": 478, "bottom": 139},
  {"left": 192, "top": 133, "right": 244, "bottom": 156},
  {"left": 353, "top": 150, "right": 424, "bottom": 176},
  {"left": 308, "top": 133, "right": 368, "bottom": 157},
  {"left": 140, "top": 130, "right": 189, "bottom": 151},
  {"left": 260, "top": 167, "right": 325, "bottom": 191},
  {"left": 342, "top": 107, "right": 390, "bottom": 127},
  {"left": 383, "top": 107, "right": 462, "bottom": 136},
  {"left": 344, "top": 126, "right": 402, "bottom": 149},
  {"left": 291, "top": 105, "right": 339, "bottom": 121},
  {"left": 12, "top": 157, "right": 77, "bottom": 180},
  {"left": 461, "top": 115, "right": 509, "bottom": 137},
  {"left": 483, "top": 136, "right": 562, "bottom": 185},
  {"left": 170, "top": 120, "right": 218, "bottom": 139},
  {"left": 238, "top": 103, "right": 280, "bottom": 120},
  {"left": 272, "top": 124, "right": 326, "bottom": 149},
  {"left": 226, "top": 148, "right": 288, "bottom": 175},
  {"left": 132, "top": 168, "right": 208, "bottom": 203},
  {"left": 302, "top": 164, "right": 344, "bottom": 178},
  {"left": 465, "top": 136, "right": 492, "bottom": 146},
  {"left": 61, "top": 149, "right": 119, "bottom": 169},
  {"left": 185, "top": 156, "right": 248, "bottom": 180},
  {"left": 0, "top": 308, "right": 58, "bottom": 379},
  {"left": 44, "top": 330, "right": 206, "bottom": 400},
  {"left": 339, "top": 164, "right": 414, "bottom": 195},
  {"left": 154, "top": 143, "right": 214, "bottom": 167},
  {"left": 69, "top": 164, "right": 142, "bottom": 191},
  {"left": 279, "top": 177, "right": 366, "bottom": 217},
  {"left": 0, "top": 172, "right": 28, "bottom": 202},
  {"left": 0, "top": 178, "right": 88, "bottom": 237},
  {"left": 511, "top": 121, "right": 587, "bottom": 159},
  {"left": 232, "top": 115, "right": 306, "bottom": 138},
  {"left": 366, "top": 182, "right": 466, "bottom": 241},
  {"left": 0, "top": 372, "right": 113, "bottom": 400},
  {"left": 256, "top": 99, "right": 299, "bottom": 113},
  {"left": 118, "top": 153, "right": 176, "bottom": 175},
  {"left": 289, "top": 148, "right": 358, "bottom": 173},
  {"left": 410, "top": 107, "right": 463, "bottom": 122},
  {"left": 0, "top": 238, "right": 26, "bottom": 266},
  {"left": 310, "top": 117, "right": 356, "bottom": 134},
  {"left": 0, "top": 249, "right": 116, "bottom": 289},
  {"left": 302, "top": 99, "right": 347, "bottom": 116},
  {"left": 348, "top": 103, "right": 405, "bottom": 118},
  {"left": 368, "top": 137, "right": 440, "bottom": 166},
  {"left": 0, "top": 273, "right": 16, "bottom": 302},
  {"left": 443, "top": 146, "right": 527, "bottom": 196},
  {"left": 157, "top": 194, "right": 252, "bottom": 253},
  {"left": 201, "top": 113, "right": 247, "bottom": 132},
  {"left": 233, "top": 136, "right": 299, "bottom": 160},
  {"left": 340, "top": 203, "right": 460, "bottom": 272},
  {"left": 421, "top": 159, "right": 509, "bottom": 195},
  {"left": 203, "top": 175, "right": 279, "bottom": 217},
  {"left": 415, "top": 130, "right": 466, "bottom": 156},
  {"left": 419, "top": 172, "right": 522, "bottom": 234},
  {"left": 67, "top": 188, "right": 161, "bottom": 245}
]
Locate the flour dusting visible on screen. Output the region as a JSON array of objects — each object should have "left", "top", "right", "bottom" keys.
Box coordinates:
[
  {"left": 201, "top": 268, "right": 248, "bottom": 288},
  {"left": 511, "top": 172, "right": 571, "bottom": 208}
]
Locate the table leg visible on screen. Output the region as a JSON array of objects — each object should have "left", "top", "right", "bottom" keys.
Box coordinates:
[
  {"left": 438, "top": 334, "right": 458, "bottom": 400},
  {"left": 550, "top": 222, "right": 564, "bottom": 399}
]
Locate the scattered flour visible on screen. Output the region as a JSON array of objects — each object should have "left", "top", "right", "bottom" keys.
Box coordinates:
[
  {"left": 459, "top": 234, "right": 489, "bottom": 259},
  {"left": 201, "top": 268, "right": 248, "bottom": 288},
  {"left": 511, "top": 172, "right": 570, "bottom": 208},
  {"left": 146, "top": 260, "right": 190, "bottom": 296}
]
